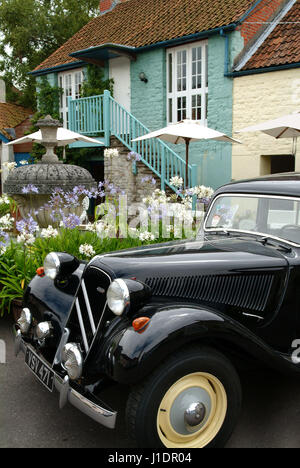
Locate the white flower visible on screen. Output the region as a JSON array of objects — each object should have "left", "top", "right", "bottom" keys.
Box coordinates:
[
  {"left": 139, "top": 231, "right": 155, "bottom": 242},
  {"left": 85, "top": 222, "right": 97, "bottom": 232},
  {"left": 40, "top": 226, "right": 59, "bottom": 239},
  {"left": 19, "top": 160, "right": 29, "bottom": 166},
  {"left": 79, "top": 244, "right": 95, "bottom": 258},
  {"left": 188, "top": 185, "right": 214, "bottom": 199},
  {"left": 17, "top": 233, "right": 35, "bottom": 245},
  {"left": 170, "top": 176, "right": 184, "bottom": 188},
  {"left": 2, "top": 162, "right": 17, "bottom": 171},
  {"left": 104, "top": 148, "right": 119, "bottom": 159},
  {"left": 0, "top": 214, "right": 14, "bottom": 230},
  {"left": 0, "top": 195, "right": 10, "bottom": 205}
]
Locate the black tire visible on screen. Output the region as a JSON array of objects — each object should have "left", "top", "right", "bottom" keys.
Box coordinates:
[{"left": 126, "top": 346, "right": 242, "bottom": 448}]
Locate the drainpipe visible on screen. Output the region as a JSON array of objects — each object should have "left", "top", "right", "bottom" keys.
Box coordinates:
[{"left": 220, "top": 28, "right": 230, "bottom": 77}]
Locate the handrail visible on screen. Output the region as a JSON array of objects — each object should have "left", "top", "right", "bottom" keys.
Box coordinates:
[{"left": 69, "top": 91, "right": 197, "bottom": 191}]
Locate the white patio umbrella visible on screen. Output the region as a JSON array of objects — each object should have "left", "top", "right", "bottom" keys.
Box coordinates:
[
  {"left": 6, "top": 127, "right": 103, "bottom": 147},
  {"left": 237, "top": 111, "right": 300, "bottom": 155},
  {"left": 133, "top": 120, "right": 241, "bottom": 187}
]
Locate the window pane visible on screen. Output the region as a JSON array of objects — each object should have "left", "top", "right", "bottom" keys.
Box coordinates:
[
  {"left": 192, "top": 46, "right": 202, "bottom": 90},
  {"left": 168, "top": 54, "right": 173, "bottom": 93},
  {"left": 205, "top": 44, "right": 208, "bottom": 87},
  {"left": 177, "top": 50, "right": 187, "bottom": 92},
  {"left": 168, "top": 98, "right": 173, "bottom": 123}
]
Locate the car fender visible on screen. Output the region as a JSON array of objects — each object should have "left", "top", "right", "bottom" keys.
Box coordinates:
[{"left": 101, "top": 304, "right": 297, "bottom": 384}]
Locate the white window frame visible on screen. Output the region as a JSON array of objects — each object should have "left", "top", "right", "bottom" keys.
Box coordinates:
[
  {"left": 167, "top": 40, "right": 208, "bottom": 125},
  {"left": 58, "top": 68, "right": 84, "bottom": 128}
]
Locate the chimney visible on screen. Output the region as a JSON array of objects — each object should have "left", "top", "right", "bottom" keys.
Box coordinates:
[
  {"left": 0, "top": 79, "right": 6, "bottom": 103},
  {"left": 99, "top": 0, "right": 127, "bottom": 15}
]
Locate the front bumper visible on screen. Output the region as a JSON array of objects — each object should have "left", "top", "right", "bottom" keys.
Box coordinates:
[{"left": 14, "top": 329, "right": 117, "bottom": 430}]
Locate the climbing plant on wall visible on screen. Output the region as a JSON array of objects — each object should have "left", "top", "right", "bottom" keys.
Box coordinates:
[{"left": 81, "top": 65, "right": 114, "bottom": 98}]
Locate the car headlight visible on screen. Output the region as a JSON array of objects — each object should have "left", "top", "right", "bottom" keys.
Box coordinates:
[
  {"left": 44, "top": 252, "right": 80, "bottom": 280},
  {"left": 44, "top": 252, "right": 60, "bottom": 279},
  {"left": 107, "top": 279, "right": 130, "bottom": 316},
  {"left": 107, "top": 279, "right": 152, "bottom": 316},
  {"left": 61, "top": 343, "right": 83, "bottom": 381},
  {"left": 17, "top": 308, "right": 32, "bottom": 335},
  {"left": 36, "top": 322, "right": 53, "bottom": 341}
]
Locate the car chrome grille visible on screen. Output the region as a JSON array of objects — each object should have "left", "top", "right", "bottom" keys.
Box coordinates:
[
  {"left": 146, "top": 274, "right": 275, "bottom": 313},
  {"left": 66, "top": 266, "right": 112, "bottom": 354}
]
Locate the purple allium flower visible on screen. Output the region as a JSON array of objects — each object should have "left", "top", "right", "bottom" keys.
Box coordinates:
[
  {"left": 0, "top": 230, "right": 9, "bottom": 248},
  {"left": 16, "top": 215, "right": 38, "bottom": 235},
  {"left": 62, "top": 214, "right": 81, "bottom": 230},
  {"left": 22, "top": 184, "right": 39, "bottom": 194},
  {"left": 64, "top": 192, "right": 80, "bottom": 207}
]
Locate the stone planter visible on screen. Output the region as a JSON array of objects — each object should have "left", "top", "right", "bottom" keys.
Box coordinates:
[
  {"left": 4, "top": 115, "right": 97, "bottom": 228},
  {"left": 4, "top": 164, "right": 96, "bottom": 228}
]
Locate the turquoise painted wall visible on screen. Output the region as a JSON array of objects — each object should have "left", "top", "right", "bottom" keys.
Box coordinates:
[
  {"left": 131, "top": 49, "right": 167, "bottom": 130},
  {"left": 36, "top": 30, "right": 245, "bottom": 190},
  {"left": 130, "top": 32, "right": 244, "bottom": 190}
]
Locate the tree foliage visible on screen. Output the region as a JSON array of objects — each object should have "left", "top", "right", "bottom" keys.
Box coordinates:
[{"left": 0, "top": 0, "right": 100, "bottom": 108}]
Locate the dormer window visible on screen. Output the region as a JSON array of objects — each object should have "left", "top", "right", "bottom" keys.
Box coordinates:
[{"left": 167, "top": 41, "right": 208, "bottom": 124}]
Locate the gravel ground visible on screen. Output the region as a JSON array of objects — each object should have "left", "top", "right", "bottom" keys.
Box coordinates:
[{"left": 1, "top": 316, "right": 300, "bottom": 448}]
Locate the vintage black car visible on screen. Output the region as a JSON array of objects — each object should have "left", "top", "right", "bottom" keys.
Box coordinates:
[{"left": 14, "top": 173, "right": 300, "bottom": 448}]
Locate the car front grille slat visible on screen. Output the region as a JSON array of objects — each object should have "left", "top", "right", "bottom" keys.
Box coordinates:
[
  {"left": 66, "top": 267, "right": 112, "bottom": 356},
  {"left": 81, "top": 280, "right": 97, "bottom": 335},
  {"left": 75, "top": 298, "right": 89, "bottom": 353}
]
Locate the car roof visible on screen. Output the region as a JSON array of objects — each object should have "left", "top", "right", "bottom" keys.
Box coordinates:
[{"left": 213, "top": 172, "right": 300, "bottom": 198}]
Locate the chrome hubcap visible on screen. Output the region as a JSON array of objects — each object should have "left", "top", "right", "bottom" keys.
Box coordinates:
[
  {"left": 169, "top": 386, "right": 212, "bottom": 435},
  {"left": 184, "top": 402, "right": 206, "bottom": 430}
]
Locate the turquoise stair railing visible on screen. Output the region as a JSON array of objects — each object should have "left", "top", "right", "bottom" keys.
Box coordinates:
[{"left": 69, "top": 91, "right": 197, "bottom": 192}]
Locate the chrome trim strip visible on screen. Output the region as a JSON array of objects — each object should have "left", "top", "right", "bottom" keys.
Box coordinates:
[
  {"left": 84, "top": 266, "right": 112, "bottom": 361},
  {"left": 204, "top": 193, "right": 300, "bottom": 248},
  {"left": 81, "top": 279, "right": 96, "bottom": 334},
  {"left": 15, "top": 334, "right": 117, "bottom": 430},
  {"left": 75, "top": 298, "right": 89, "bottom": 353},
  {"left": 54, "top": 328, "right": 70, "bottom": 366}
]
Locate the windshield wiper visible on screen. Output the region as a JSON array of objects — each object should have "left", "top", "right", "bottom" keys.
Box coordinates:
[{"left": 257, "top": 236, "right": 292, "bottom": 253}]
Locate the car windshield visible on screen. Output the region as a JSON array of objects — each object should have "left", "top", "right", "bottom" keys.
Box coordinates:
[{"left": 205, "top": 195, "right": 300, "bottom": 246}]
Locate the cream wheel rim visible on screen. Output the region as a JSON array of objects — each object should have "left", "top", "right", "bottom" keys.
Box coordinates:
[{"left": 157, "top": 372, "right": 227, "bottom": 448}]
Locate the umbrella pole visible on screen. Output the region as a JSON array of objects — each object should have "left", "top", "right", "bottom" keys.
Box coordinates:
[{"left": 185, "top": 139, "right": 190, "bottom": 188}]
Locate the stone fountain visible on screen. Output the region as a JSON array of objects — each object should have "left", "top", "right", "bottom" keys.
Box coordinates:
[{"left": 4, "top": 116, "right": 97, "bottom": 228}]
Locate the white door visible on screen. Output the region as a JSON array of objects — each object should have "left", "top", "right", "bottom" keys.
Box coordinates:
[{"left": 109, "top": 57, "right": 131, "bottom": 112}]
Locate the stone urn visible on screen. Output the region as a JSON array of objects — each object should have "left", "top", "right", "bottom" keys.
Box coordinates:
[{"left": 4, "top": 116, "right": 97, "bottom": 228}]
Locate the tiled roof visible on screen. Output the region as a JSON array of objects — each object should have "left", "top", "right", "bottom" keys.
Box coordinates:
[
  {"left": 33, "top": 0, "right": 256, "bottom": 72},
  {"left": 0, "top": 103, "right": 32, "bottom": 140},
  {"left": 242, "top": 1, "right": 300, "bottom": 70}
]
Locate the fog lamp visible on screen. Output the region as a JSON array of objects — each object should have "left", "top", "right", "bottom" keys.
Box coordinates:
[
  {"left": 36, "top": 322, "right": 53, "bottom": 341},
  {"left": 61, "top": 343, "right": 83, "bottom": 381},
  {"left": 17, "top": 308, "right": 32, "bottom": 335}
]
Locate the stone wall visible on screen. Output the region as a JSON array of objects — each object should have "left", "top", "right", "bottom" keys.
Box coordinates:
[
  {"left": 232, "top": 67, "right": 300, "bottom": 180},
  {"left": 105, "top": 136, "right": 171, "bottom": 205}
]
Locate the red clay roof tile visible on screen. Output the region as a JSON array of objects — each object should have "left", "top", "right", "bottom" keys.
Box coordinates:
[
  {"left": 0, "top": 103, "right": 32, "bottom": 140},
  {"left": 33, "top": 0, "right": 256, "bottom": 72},
  {"left": 242, "top": 0, "right": 300, "bottom": 70}
]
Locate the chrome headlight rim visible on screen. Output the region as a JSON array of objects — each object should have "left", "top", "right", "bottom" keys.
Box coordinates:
[
  {"left": 107, "top": 279, "right": 130, "bottom": 316},
  {"left": 44, "top": 252, "right": 60, "bottom": 280},
  {"left": 17, "top": 308, "right": 32, "bottom": 335},
  {"left": 36, "top": 321, "right": 53, "bottom": 341},
  {"left": 61, "top": 343, "right": 83, "bottom": 381}
]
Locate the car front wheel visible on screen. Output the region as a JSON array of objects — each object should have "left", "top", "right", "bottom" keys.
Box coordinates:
[{"left": 126, "top": 346, "right": 242, "bottom": 448}]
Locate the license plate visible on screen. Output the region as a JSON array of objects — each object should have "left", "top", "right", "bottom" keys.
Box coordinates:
[{"left": 25, "top": 347, "right": 54, "bottom": 392}]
